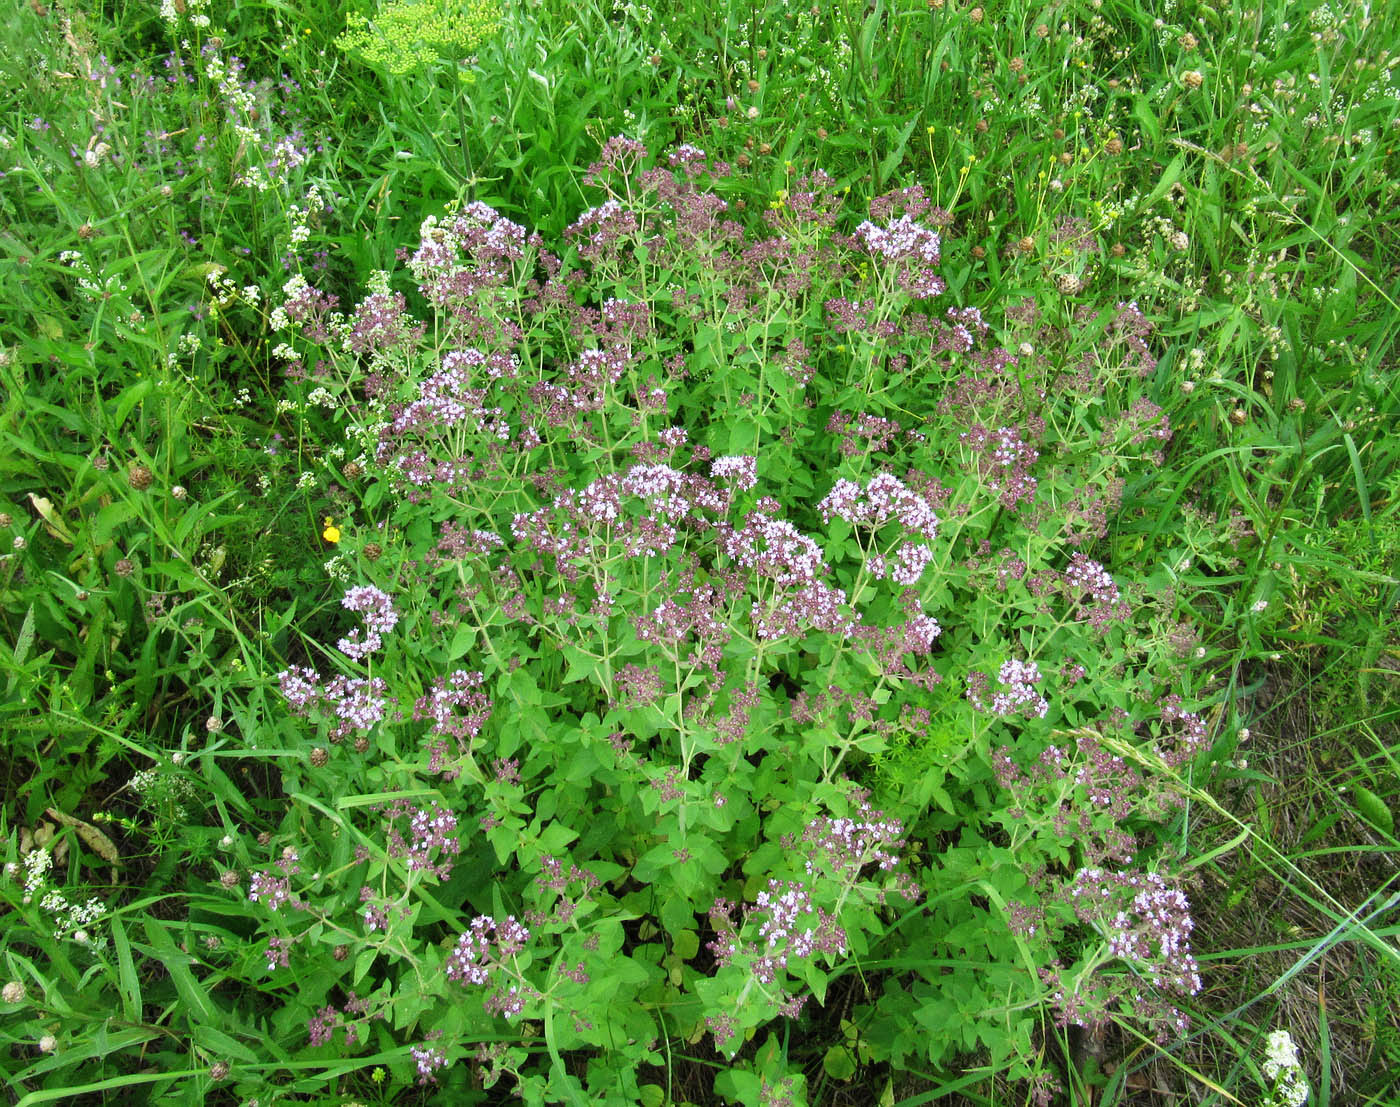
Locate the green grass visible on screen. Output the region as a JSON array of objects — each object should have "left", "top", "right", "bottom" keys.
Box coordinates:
[{"left": 1, "top": 0, "right": 1398, "bottom": 1102}]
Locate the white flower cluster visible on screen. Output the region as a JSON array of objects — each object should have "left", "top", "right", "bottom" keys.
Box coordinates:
[
  {"left": 18, "top": 848, "right": 107, "bottom": 945},
  {"left": 1262, "top": 1030, "right": 1309, "bottom": 1107}
]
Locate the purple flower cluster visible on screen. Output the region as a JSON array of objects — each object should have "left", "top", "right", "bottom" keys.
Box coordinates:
[
  {"left": 705, "top": 880, "right": 844, "bottom": 1043},
  {"left": 1155, "top": 694, "right": 1210, "bottom": 767},
  {"left": 703, "top": 793, "right": 922, "bottom": 1052},
  {"left": 410, "top": 201, "right": 536, "bottom": 309},
  {"left": 410, "top": 1044, "right": 449, "bottom": 1085},
  {"left": 799, "top": 801, "right": 920, "bottom": 886},
  {"left": 854, "top": 214, "right": 945, "bottom": 297},
  {"left": 1047, "top": 866, "right": 1202, "bottom": 1039},
  {"left": 819, "top": 472, "right": 941, "bottom": 587},
  {"left": 959, "top": 423, "right": 1040, "bottom": 509},
  {"left": 382, "top": 799, "right": 460, "bottom": 879},
  {"left": 853, "top": 184, "right": 948, "bottom": 298},
  {"left": 307, "top": 991, "right": 380, "bottom": 1048},
  {"left": 413, "top": 670, "right": 492, "bottom": 744},
  {"left": 445, "top": 915, "right": 538, "bottom": 1020},
  {"left": 968, "top": 658, "right": 1051, "bottom": 720},
  {"left": 613, "top": 663, "right": 663, "bottom": 709},
  {"left": 1063, "top": 552, "right": 1131, "bottom": 631},
  {"left": 338, "top": 584, "right": 399, "bottom": 660},
  {"left": 248, "top": 847, "right": 307, "bottom": 913}
]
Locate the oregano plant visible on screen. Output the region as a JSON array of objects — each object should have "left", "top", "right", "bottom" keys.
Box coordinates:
[{"left": 230, "top": 137, "right": 1215, "bottom": 1104}]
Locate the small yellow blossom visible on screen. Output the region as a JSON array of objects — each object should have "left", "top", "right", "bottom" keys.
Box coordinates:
[{"left": 322, "top": 517, "right": 341, "bottom": 543}]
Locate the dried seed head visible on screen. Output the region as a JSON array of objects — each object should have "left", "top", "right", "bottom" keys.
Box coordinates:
[
  {"left": 127, "top": 464, "right": 153, "bottom": 491},
  {"left": 1182, "top": 69, "right": 1204, "bottom": 89},
  {"left": 1059, "top": 151, "right": 1073, "bottom": 164},
  {"left": 1056, "top": 273, "right": 1083, "bottom": 295},
  {"left": 816, "top": 127, "right": 828, "bottom": 139},
  {"left": 757, "top": 47, "right": 767, "bottom": 59},
  {"left": 736, "top": 153, "right": 750, "bottom": 168},
  {"left": 1052, "top": 127, "right": 1065, "bottom": 140},
  {"left": 114, "top": 558, "right": 135, "bottom": 578},
  {"left": 1018, "top": 235, "right": 1035, "bottom": 254},
  {"left": 0, "top": 513, "right": 10, "bottom": 527},
  {"left": 210, "top": 1062, "right": 230, "bottom": 1081},
  {"left": 333, "top": 944, "right": 349, "bottom": 961},
  {"left": 171, "top": 484, "right": 187, "bottom": 500},
  {"left": 257, "top": 831, "right": 272, "bottom": 846},
  {"left": 220, "top": 870, "right": 239, "bottom": 889},
  {"left": 1009, "top": 56, "right": 1024, "bottom": 72},
  {"left": 343, "top": 461, "right": 363, "bottom": 480},
  {"left": 2, "top": 981, "right": 26, "bottom": 1004},
  {"left": 39, "top": 1035, "right": 57, "bottom": 1054},
  {"left": 975, "top": 118, "right": 989, "bottom": 133},
  {"left": 971, "top": 245, "right": 986, "bottom": 259},
  {"left": 1034, "top": 22, "right": 1049, "bottom": 37},
  {"left": 969, "top": 6, "right": 983, "bottom": 22},
  {"left": 747, "top": 79, "right": 759, "bottom": 92},
  {"left": 1180, "top": 380, "right": 1196, "bottom": 394},
  {"left": 310, "top": 747, "right": 329, "bottom": 767},
  {"left": 1179, "top": 32, "right": 1198, "bottom": 50},
  {"left": 1229, "top": 407, "right": 1247, "bottom": 425},
  {"left": 1105, "top": 137, "right": 1124, "bottom": 155},
  {"left": 206, "top": 715, "right": 223, "bottom": 733},
  {"left": 77, "top": 223, "right": 95, "bottom": 240},
  {"left": 757, "top": 142, "right": 772, "bottom": 155},
  {"left": 1110, "top": 242, "right": 1126, "bottom": 257},
  {"left": 354, "top": 736, "right": 370, "bottom": 754},
  {"left": 363, "top": 542, "right": 383, "bottom": 562}
]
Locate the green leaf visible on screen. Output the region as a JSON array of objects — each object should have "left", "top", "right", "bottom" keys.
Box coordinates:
[
  {"left": 673, "top": 929, "right": 700, "bottom": 960},
  {"left": 823, "top": 1043, "right": 857, "bottom": 1081},
  {"left": 142, "top": 920, "right": 218, "bottom": 1026},
  {"left": 110, "top": 917, "right": 141, "bottom": 1022},
  {"left": 1351, "top": 785, "right": 1394, "bottom": 836}
]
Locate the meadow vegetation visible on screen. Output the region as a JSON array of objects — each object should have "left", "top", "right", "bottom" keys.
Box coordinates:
[{"left": 0, "top": 0, "right": 1397, "bottom": 1103}]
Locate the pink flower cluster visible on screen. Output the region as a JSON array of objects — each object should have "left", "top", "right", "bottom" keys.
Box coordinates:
[
  {"left": 382, "top": 799, "right": 460, "bottom": 880},
  {"left": 338, "top": 584, "right": 399, "bottom": 660},
  {"left": 819, "top": 472, "right": 940, "bottom": 541},
  {"left": 410, "top": 201, "right": 535, "bottom": 307},
  {"left": 968, "top": 658, "right": 1051, "bottom": 720},
  {"left": 445, "top": 915, "right": 538, "bottom": 1019},
  {"left": 854, "top": 214, "right": 945, "bottom": 297},
  {"left": 1063, "top": 552, "right": 1131, "bottom": 631},
  {"left": 959, "top": 423, "right": 1040, "bottom": 509},
  {"left": 1047, "top": 866, "right": 1202, "bottom": 1040},
  {"left": 819, "top": 472, "right": 940, "bottom": 587}
]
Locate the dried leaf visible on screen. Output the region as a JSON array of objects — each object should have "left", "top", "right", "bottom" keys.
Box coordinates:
[
  {"left": 27, "top": 494, "right": 74, "bottom": 545},
  {"left": 46, "top": 807, "right": 120, "bottom": 864}
]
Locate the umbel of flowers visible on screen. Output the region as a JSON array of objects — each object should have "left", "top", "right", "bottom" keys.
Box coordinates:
[{"left": 244, "top": 137, "right": 1209, "bottom": 1100}]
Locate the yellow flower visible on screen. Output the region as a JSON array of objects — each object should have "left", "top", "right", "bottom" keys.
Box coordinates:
[{"left": 322, "top": 517, "right": 341, "bottom": 543}]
